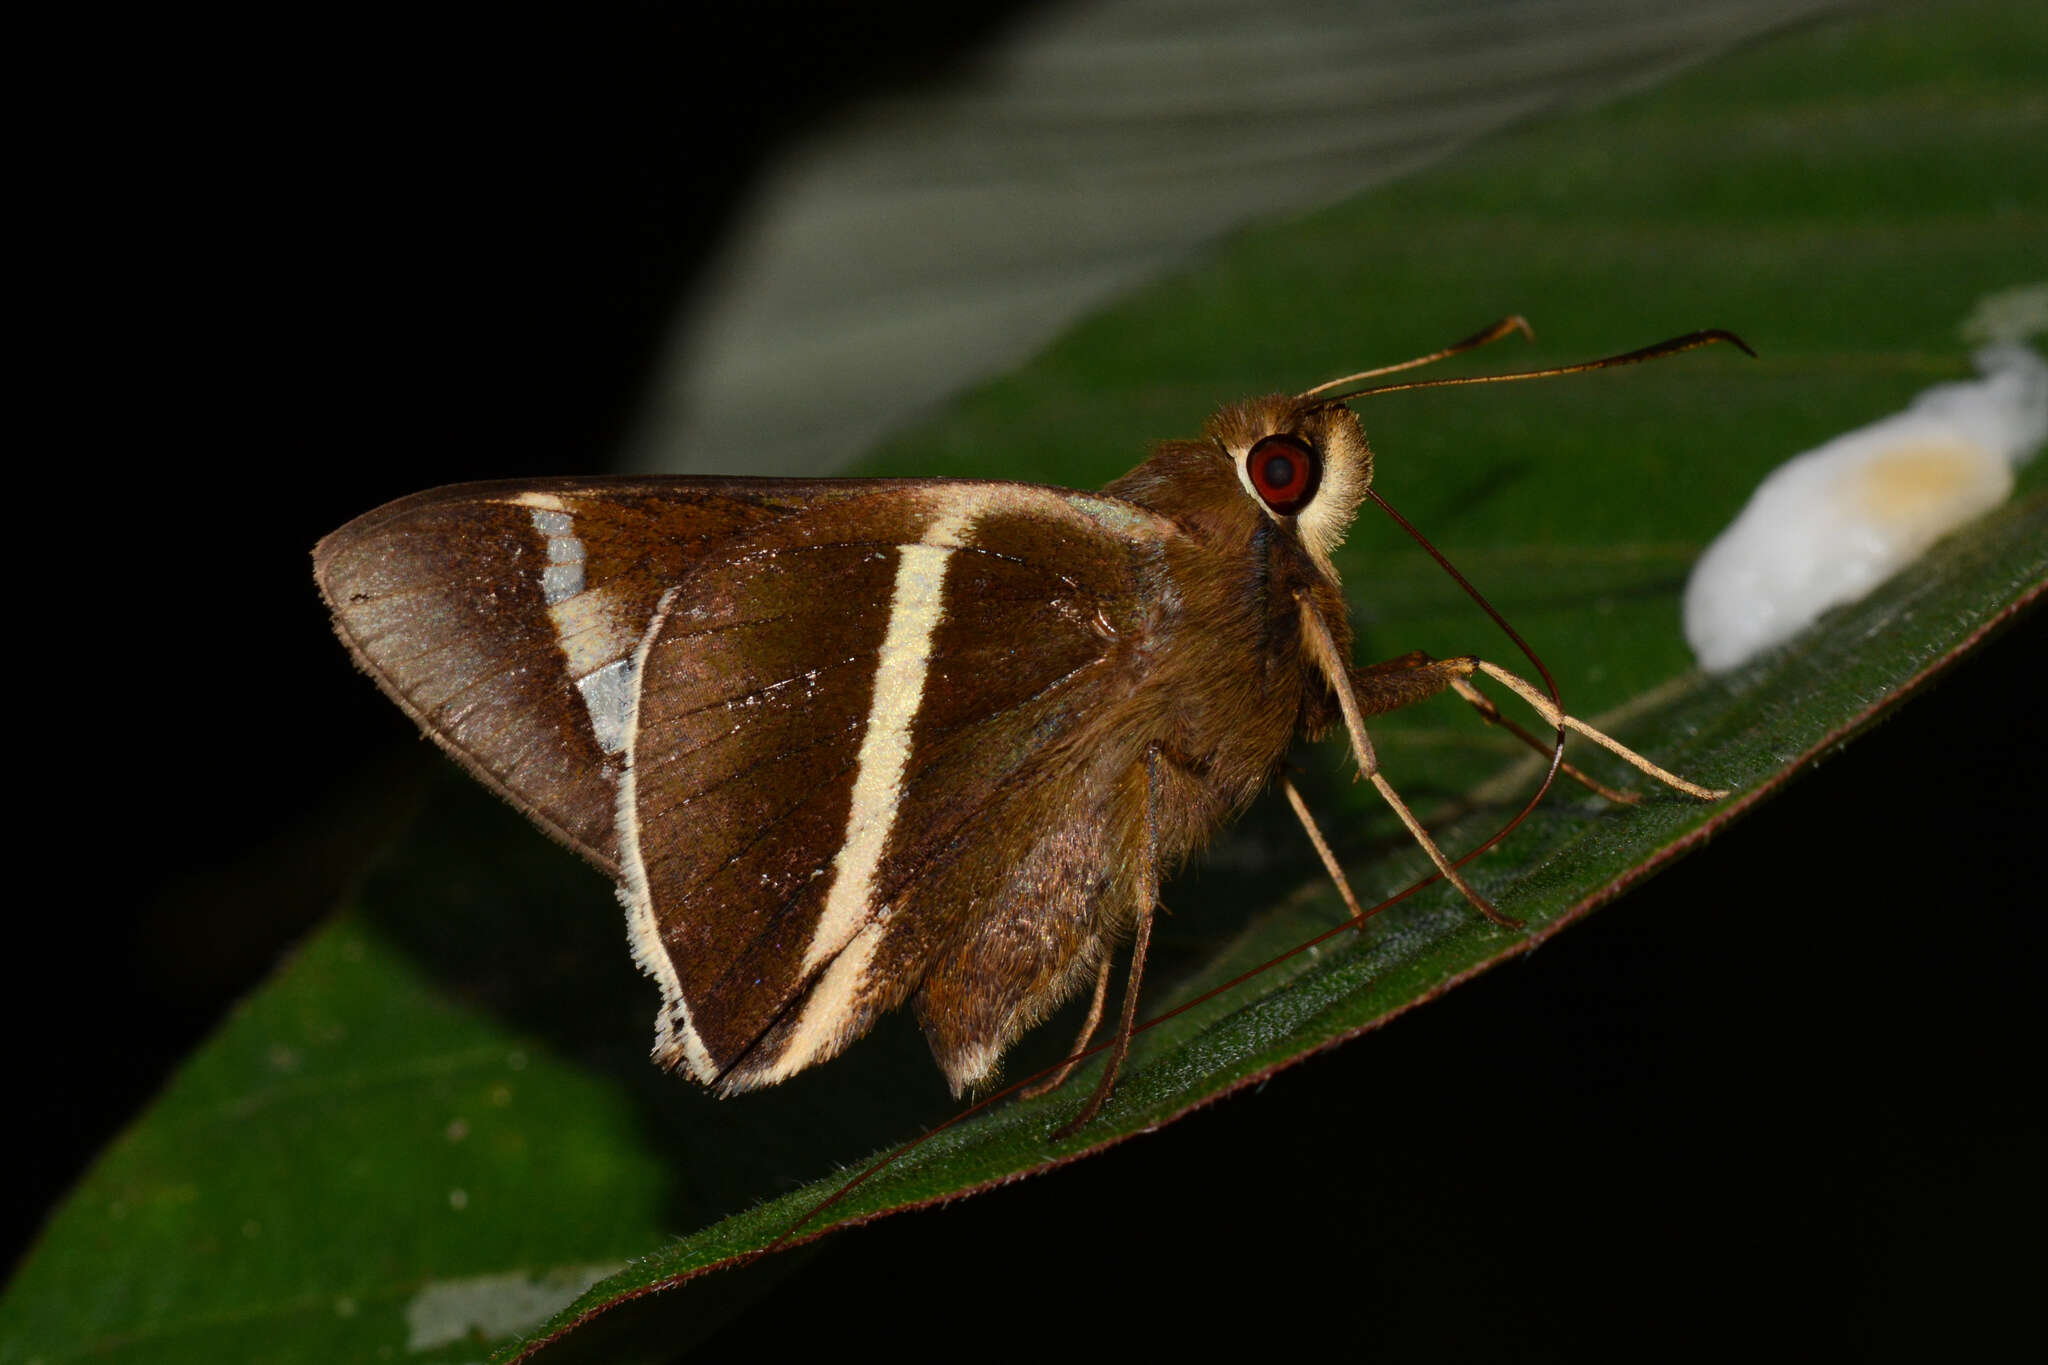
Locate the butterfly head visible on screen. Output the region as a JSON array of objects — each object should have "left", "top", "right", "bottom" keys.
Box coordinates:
[{"left": 1206, "top": 394, "right": 1373, "bottom": 574}]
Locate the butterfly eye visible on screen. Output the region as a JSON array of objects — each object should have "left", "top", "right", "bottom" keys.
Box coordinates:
[{"left": 1246, "top": 434, "right": 1321, "bottom": 515}]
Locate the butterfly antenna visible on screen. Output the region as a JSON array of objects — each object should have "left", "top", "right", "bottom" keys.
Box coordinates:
[
  {"left": 1317, "top": 328, "right": 1753, "bottom": 406},
  {"left": 1299, "top": 315, "right": 1534, "bottom": 397}
]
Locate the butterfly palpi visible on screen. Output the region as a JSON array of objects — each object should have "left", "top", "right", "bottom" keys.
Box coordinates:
[{"left": 315, "top": 320, "right": 1740, "bottom": 1130}]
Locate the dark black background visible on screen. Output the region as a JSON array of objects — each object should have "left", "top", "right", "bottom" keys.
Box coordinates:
[{"left": 20, "top": 4, "right": 2041, "bottom": 1358}]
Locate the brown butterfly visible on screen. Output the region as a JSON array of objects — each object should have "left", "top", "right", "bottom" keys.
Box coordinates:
[{"left": 315, "top": 319, "right": 1739, "bottom": 1130}]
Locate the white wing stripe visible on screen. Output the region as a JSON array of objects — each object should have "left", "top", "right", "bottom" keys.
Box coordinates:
[
  {"left": 802, "top": 493, "right": 980, "bottom": 973},
  {"left": 751, "top": 493, "right": 984, "bottom": 1082}
]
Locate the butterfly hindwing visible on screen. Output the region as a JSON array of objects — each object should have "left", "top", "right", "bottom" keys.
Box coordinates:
[{"left": 617, "top": 482, "right": 1181, "bottom": 1093}]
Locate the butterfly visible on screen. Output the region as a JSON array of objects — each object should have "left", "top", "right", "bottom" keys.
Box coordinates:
[{"left": 315, "top": 319, "right": 1738, "bottom": 1129}]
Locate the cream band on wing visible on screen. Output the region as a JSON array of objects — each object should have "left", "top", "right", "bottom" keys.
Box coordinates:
[
  {"left": 615, "top": 585, "right": 717, "bottom": 1082},
  {"left": 513, "top": 493, "right": 642, "bottom": 754},
  {"left": 760, "top": 493, "right": 983, "bottom": 1082}
]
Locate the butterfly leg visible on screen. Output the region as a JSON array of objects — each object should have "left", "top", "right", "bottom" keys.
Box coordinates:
[
  {"left": 1051, "top": 745, "right": 1163, "bottom": 1139},
  {"left": 1466, "top": 660, "right": 1727, "bottom": 800},
  {"left": 1019, "top": 952, "right": 1112, "bottom": 1100},
  {"left": 1353, "top": 651, "right": 1639, "bottom": 803},
  {"left": 1281, "top": 775, "right": 1367, "bottom": 924},
  {"left": 1298, "top": 603, "right": 1517, "bottom": 927}
]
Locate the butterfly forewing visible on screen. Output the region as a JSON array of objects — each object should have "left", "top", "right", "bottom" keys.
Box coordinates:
[{"left": 315, "top": 478, "right": 893, "bottom": 873}]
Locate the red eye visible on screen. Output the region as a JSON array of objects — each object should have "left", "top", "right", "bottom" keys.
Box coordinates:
[{"left": 1246, "top": 434, "right": 1320, "bottom": 515}]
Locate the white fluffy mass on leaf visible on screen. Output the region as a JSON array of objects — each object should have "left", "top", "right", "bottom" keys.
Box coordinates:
[{"left": 1683, "top": 345, "right": 2047, "bottom": 673}]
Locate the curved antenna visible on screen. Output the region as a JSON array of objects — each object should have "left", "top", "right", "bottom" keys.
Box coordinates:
[
  {"left": 1298, "top": 314, "right": 1533, "bottom": 397},
  {"left": 1315, "top": 328, "right": 1754, "bottom": 406}
]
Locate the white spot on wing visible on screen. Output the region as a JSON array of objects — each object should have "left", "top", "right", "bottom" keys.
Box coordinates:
[
  {"left": 1684, "top": 342, "right": 2047, "bottom": 672},
  {"left": 541, "top": 562, "right": 585, "bottom": 602},
  {"left": 512, "top": 497, "right": 642, "bottom": 741},
  {"left": 530, "top": 506, "right": 589, "bottom": 605},
  {"left": 576, "top": 658, "right": 636, "bottom": 754}
]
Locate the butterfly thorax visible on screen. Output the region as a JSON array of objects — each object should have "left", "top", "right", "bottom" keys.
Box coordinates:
[{"left": 1101, "top": 417, "right": 1358, "bottom": 851}]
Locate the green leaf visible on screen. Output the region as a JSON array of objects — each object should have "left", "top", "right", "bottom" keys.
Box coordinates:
[{"left": 8, "top": 3, "right": 2042, "bottom": 1360}]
